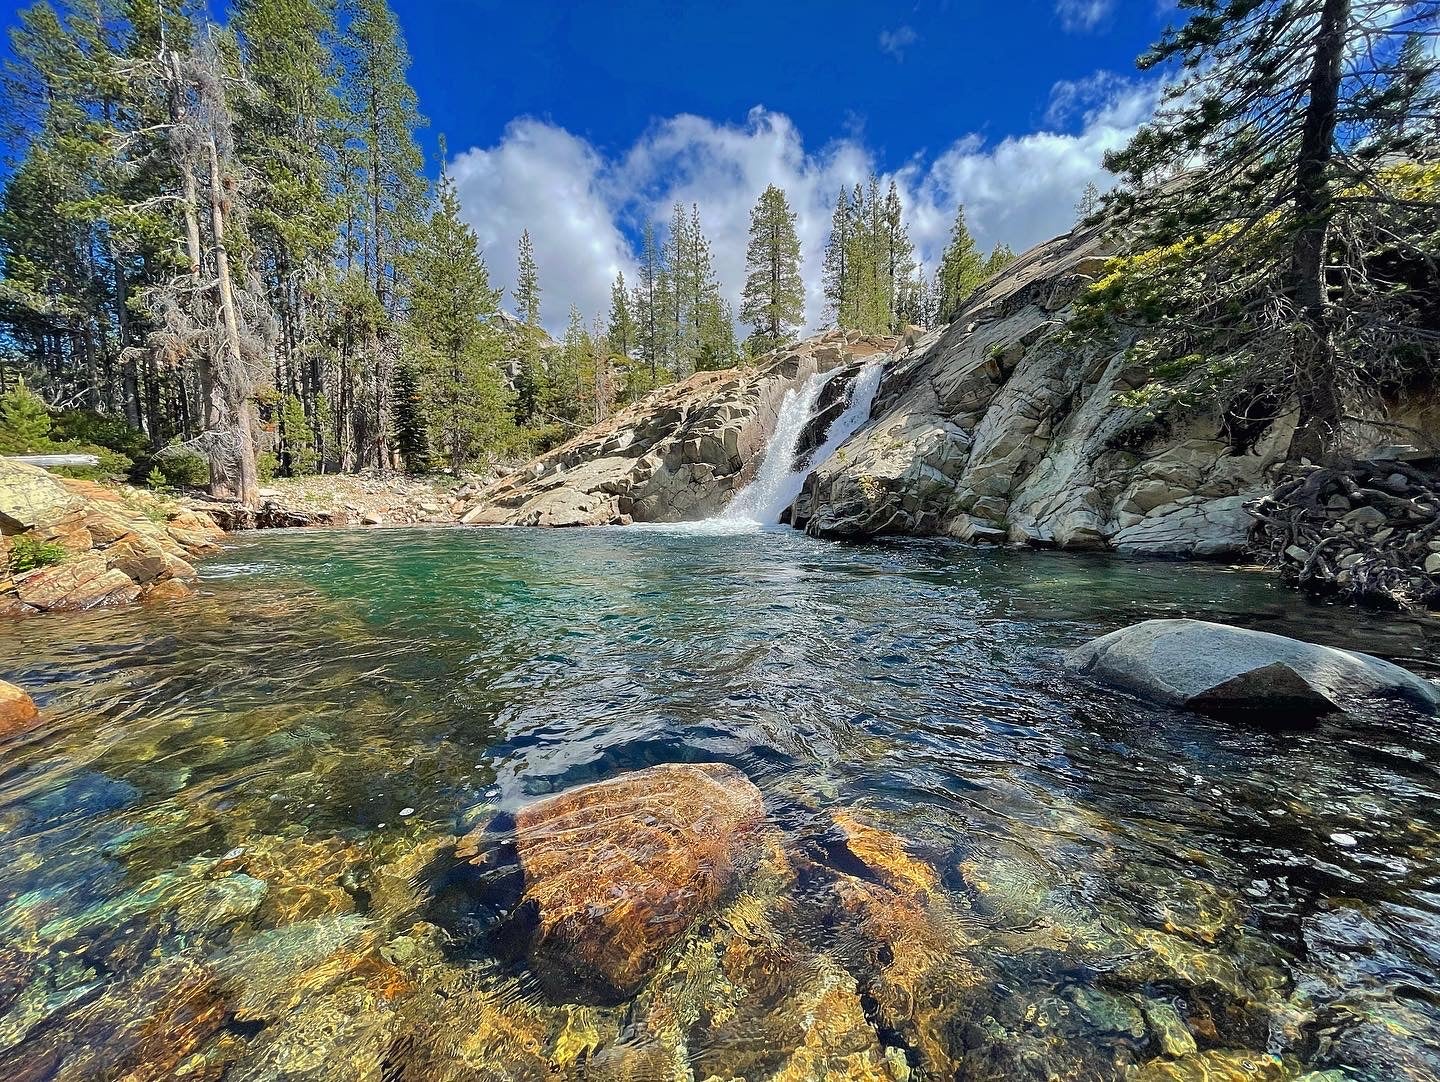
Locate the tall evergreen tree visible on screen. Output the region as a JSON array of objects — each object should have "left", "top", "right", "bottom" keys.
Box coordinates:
[
  {"left": 607, "top": 271, "right": 634, "bottom": 358},
  {"left": 821, "top": 187, "right": 852, "bottom": 327},
  {"left": 632, "top": 220, "right": 663, "bottom": 381},
  {"left": 1100, "top": 0, "right": 1440, "bottom": 461},
  {"left": 232, "top": 0, "right": 344, "bottom": 466},
  {"left": 740, "top": 184, "right": 805, "bottom": 352},
  {"left": 338, "top": 0, "right": 426, "bottom": 470},
  {"left": 405, "top": 154, "right": 509, "bottom": 469},
  {"left": 513, "top": 227, "right": 541, "bottom": 326},
  {"left": 936, "top": 204, "right": 987, "bottom": 320},
  {"left": 511, "top": 228, "right": 547, "bottom": 421}
]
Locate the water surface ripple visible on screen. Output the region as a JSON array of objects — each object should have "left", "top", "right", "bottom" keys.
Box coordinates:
[{"left": 1, "top": 525, "right": 1438, "bottom": 1080}]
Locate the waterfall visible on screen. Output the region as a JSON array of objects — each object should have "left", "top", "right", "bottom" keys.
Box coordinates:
[{"left": 721, "top": 360, "right": 884, "bottom": 526}]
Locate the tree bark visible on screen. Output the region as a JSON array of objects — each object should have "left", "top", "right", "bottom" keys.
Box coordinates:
[
  {"left": 1288, "top": 0, "right": 1350, "bottom": 462},
  {"left": 205, "top": 136, "right": 259, "bottom": 508}
]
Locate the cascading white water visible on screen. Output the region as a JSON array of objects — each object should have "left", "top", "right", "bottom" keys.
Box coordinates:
[{"left": 721, "top": 360, "right": 884, "bottom": 526}]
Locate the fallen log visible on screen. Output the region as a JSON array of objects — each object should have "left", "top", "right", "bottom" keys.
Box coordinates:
[{"left": 3, "top": 453, "right": 100, "bottom": 469}]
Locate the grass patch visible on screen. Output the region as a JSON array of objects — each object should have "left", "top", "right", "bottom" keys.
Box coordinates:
[{"left": 8, "top": 535, "right": 67, "bottom": 574}]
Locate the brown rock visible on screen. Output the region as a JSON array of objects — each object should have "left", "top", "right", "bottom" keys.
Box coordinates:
[
  {"left": 474, "top": 762, "right": 766, "bottom": 1002},
  {"left": 0, "top": 679, "right": 40, "bottom": 738},
  {"left": 143, "top": 578, "right": 195, "bottom": 603},
  {"left": 106, "top": 532, "right": 171, "bottom": 583},
  {"left": 14, "top": 553, "right": 142, "bottom": 612}
]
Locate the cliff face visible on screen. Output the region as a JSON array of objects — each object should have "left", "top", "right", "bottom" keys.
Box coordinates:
[
  {"left": 459, "top": 332, "right": 894, "bottom": 527},
  {"left": 463, "top": 225, "right": 1429, "bottom": 555},
  {"left": 796, "top": 226, "right": 1295, "bottom": 556}
]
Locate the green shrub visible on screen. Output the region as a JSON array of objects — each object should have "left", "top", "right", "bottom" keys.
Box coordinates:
[
  {"left": 277, "top": 394, "right": 318, "bottom": 475},
  {"left": 51, "top": 409, "right": 150, "bottom": 462},
  {"left": 256, "top": 450, "right": 278, "bottom": 481},
  {"left": 0, "top": 381, "right": 52, "bottom": 452},
  {"left": 8, "top": 535, "right": 66, "bottom": 574},
  {"left": 155, "top": 444, "right": 211, "bottom": 488},
  {"left": 146, "top": 466, "right": 169, "bottom": 490}
]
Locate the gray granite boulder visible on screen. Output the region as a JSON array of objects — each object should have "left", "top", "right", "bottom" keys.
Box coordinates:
[{"left": 1066, "top": 618, "right": 1440, "bottom": 720}]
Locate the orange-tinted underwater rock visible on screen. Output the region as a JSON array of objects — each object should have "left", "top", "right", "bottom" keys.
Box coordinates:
[
  {"left": 0, "top": 678, "right": 40, "bottom": 738},
  {"left": 476, "top": 762, "right": 767, "bottom": 1003}
]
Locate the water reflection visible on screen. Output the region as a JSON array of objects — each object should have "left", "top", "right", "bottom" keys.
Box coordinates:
[{"left": 0, "top": 526, "right": 1437, "bottom": 1079}]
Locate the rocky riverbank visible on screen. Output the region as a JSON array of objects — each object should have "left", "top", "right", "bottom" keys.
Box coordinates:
[
  {"left": 1, "top": 459, "right": 224, "bottom": 617},
  {"left": 192, "top": 472, "right": 487, "bottom": 531}
]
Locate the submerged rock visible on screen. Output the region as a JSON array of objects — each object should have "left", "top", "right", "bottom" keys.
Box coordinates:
[
  {"left": 0, "top": 680, "right": 39, "bottom": 738},
  {"left": 468, "top": 762, "right": 767, "bottom": 1003},
  {"left": 1066, "top": 618, "right": 1440, "bottom": 720}
]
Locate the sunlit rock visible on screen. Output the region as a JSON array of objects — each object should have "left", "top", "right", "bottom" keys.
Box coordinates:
[
  {"left": 465, "top": 762, "right": 767, "bottom": 1003},
  {"left": 3, "top": 956, "right": 227, "bottom": 1081},
  {"left": 0, "top": 680, "right": 39, "bottom": 738},
  {"left": 1, "top": 460, "right": 220, "bottom": 616},
  {"left": 1135, "top": 1049, "right": 1297, "bottom": 1080},
  {"left": 809, "top": 810, "right": 982, "bottom": 1075}
]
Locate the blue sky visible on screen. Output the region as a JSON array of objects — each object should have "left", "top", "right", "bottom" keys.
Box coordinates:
[{"left": 1, "top": 0, "right": 1176, "bottom": 332}]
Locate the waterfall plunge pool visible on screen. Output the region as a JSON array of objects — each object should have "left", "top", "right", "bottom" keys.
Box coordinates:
[{"left": 1, "top": 525, "right": 1438, "bottom": 1079}]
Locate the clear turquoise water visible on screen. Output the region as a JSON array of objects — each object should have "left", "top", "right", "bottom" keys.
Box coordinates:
[{"left": 1, "top": 525, "right": 1437, "bottom": 1080}]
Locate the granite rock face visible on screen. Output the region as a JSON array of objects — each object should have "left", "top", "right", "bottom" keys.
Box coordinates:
[
  {"left": 0, "top": 460, "right": 223, "bottom": 617},
  {"left": 1066, "top": 618, "right": 1440, "bottom": 720},
  {"left": 458, "top": 332, "right": 895, "bottom": 527},
  {"left": 794, "top": 226, "right": 1292, "bottom": 556},
  {"left": 464, "top": 762, "right": 767, "bottom": 1003}
]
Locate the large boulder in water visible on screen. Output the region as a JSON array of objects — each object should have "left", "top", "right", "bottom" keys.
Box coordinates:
[
  {"left": 1066, "top": 618, "right": 1440, "bottom": 720},
  {"left": 469, "top": 763, "right": 766, "bottom": 1003}
]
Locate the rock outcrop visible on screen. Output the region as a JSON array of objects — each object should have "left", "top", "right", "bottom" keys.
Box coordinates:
[
  {"left": 0, "top": 459, "right": 223, "bottom": 616},
  {"left": 1066, "top": 618, "right": 1440, "bottom": 719},
  {"left": 795, "top": 226, "right": 1295, "bottom": 555},
  {"left": 461, "top": 763, "right": 766, "bottom": 1002},
  {"left": 459, "top": 333, "right": 894, "bottom": 527}
]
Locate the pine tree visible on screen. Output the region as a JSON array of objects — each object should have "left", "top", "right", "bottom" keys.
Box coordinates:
[
  {"left": 1075, "top": 182, "right": 1101, "bottom": 224},
  {"left": 607, "top": 271, "right": 634, "bottom": 358},
  {"left": 512, "top": 228, "right": 547, "bottom": 421},
  {"left": 405, "top": 156, "right": 510, "bottom": 469},
  {"left": 546, "top": 304, "right": 587, "bottom": 424},
  {"left": 740, "top": 184, "right": 805, "bottom": 353},
  {"left": 1100, "top": 0, "right": 1440, "bottom": 461},
  {"left": 390, "top": 359, "right": 430, "bottom": 472},
  {"left": 844, "top": 176, "right": 890, "bottom": 335},
  {"left": 985, "top": 244, "right": 1017, "bottom": 277},
  {"left": 821, "top": 188, "right": 852, "bottom": 327},
  {"left": 0, "top": 379, "right": 52, "bottom": 452},
  {"left": 338, "top": 0, "right": 427, "bottom": 471},
  {"left": 514, "top": 228, "right": 541, "bottom": 326},
  {"left": 936, "top": 204, "right": 987, "bottom": 321},
  {"left": 231, "top": 0, "right": 345, "bottom": 447},
  {"left": 881, "top": 181, "right": 915, "bottom": 330},
  {"left": 633, "top": 221, "right": 663, "bottom": 381}
]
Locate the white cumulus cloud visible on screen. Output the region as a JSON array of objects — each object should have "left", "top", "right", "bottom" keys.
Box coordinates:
[
  {"left": 448, "top": 119, "right": 638, "bottom": 335},
  {"left": 447, "top": 75, "right": 1161, "bottom": 336}
]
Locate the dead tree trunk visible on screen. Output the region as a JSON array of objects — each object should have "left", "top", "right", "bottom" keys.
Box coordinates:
[{"left": 205, "top": 135, "right": 259, "bottom": 508}]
